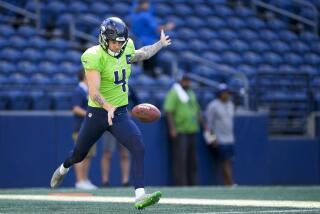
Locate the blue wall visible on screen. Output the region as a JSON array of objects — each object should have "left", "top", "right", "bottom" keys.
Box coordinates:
[{"left": 0, "top": 112, "right": 319, "bottom": 188}]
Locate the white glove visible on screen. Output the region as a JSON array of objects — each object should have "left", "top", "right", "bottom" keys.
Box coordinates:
[{"left": 203, "top": 130, "right": 217, "bottom": 145}]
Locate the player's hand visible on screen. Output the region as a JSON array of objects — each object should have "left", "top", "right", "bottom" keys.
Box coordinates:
[
  {"left": 160, "top": 29, "right": 171, "bottom": 47},
  {"left": 103, "top": 103, "right": 117, "bottom": 126}
]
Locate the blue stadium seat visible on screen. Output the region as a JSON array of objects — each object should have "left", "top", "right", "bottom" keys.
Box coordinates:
[
  {"left": 29, "top": 36, "right": 47, "bottom": 49},
  {"left": 247, "top": 18, "right": 266, "bottom": 29},
  {"left": 111, "top": 2, "right": 130, "bottom": 17},
  {"left": 156, "top": 3, "right": 172, "bottom": 16},
  {"left": 153, "top": 90, "right": 167, "bottom": 110},
  {"left": 231, "top": 39, "right": 250, "bottom": 52},
  {"left": 304, "top": 53, "right": 320, "bottom": 66},
  {"left": 0, "top": 61, "right": 16, "bottom": 75},
  {"left": 203, "top": 52, "right": 223, "bottom": 64},
  {"left": 186, "top": 16, "right": 206, "bottom": 28},
  {"left": 137, "top": 91, "right": 154, "bottom": 104},
  {"left": 52, "top": 73, "right": 77, "bottom": 85},
  {"left": 218, "top": 28, "right": 237, "bottom": 41},
  {"left": 7, "top": 91, "right": 31, "bottom": 110},
  {"left": 311, "top": 42, "right": 320, "bottom": 54},
  {"left": 239, "top": 29, "right": 259, "bottom": 40},
  {"left": 258, "top": 64, "right": 276, "bottom": 73},
  {"left": 30, "top": 73, "right": 51, "bottom": 86},
  {"left": 47, "top": 38, "right": 70, "bottom": 50},
  {"left": 209, "top": 39, "right": 228, "bottom": 52},
  {"left": 69, "top": 1, "right": 88, "bottom": 14},
  {"left": 170, "top": 39, "right": 188, "bottom": 52},
  {"left": 207, "top": 16, "right": 226, "bottom": 29},
  {"left": 38, "top": 61, "right": 57, "bottom": 75},
  {"left": 17, "top": 26, "right": 37, "bottom": 38},
  {"left": 134, "top": 74, "right": 156, "bottom": 86},
  {"left": 267, "top": 19, "right": 286, "bottom": 30},
  {"left": 44, "top": 49, "right": 63, "bottom": 63},
  {"left": 0, "top": 74, "right": 7, "bottom": 85},
  {"left": 17, "top": 61, "right": 37, "bottom": 74},
  {"left": 156, "top": 74, "right": 174, "bottom": 87},
  {"left": 90, "top": 2, "right": 110, "bottom": 16},
  {"left": 263, "top": 52, "right": 283, "bottom": 65},
  {"left": 279, "top": 30, "right": 298, "bottom": 42},
  {"left": 194, "top": 5, "right": 212, "bottom": 17},
  {"left": 50, "top": 91, "right": 72, "bottom": 110},
  {"left": 175, "top": 4, "right": 193, "bottom": 16},
  {"left": 243, "top": 51, "right": 262, "bottom": 65},
  {"left": 259, "top": 29, "right": 279, "bottom": 41},
  {"left": 65, "top": 50, "right": 81, "bottom": 63},
  {"left": 166, "top": 15, "right": 185, "bottom": 28},
  {"left": 237, "top": 64, "right": 255, "bottom": 75},
  {"left": 292, "top": 41, "right": 310, "bottom": 53},
  {"left": 8, "top": 73, "right": 29, "bottom": 85},
  {"left": 300, "top": 65, "right": 317, "bottom": 74},
  {"left": 227, "top": 17, "right": 246, "bottom": 29},
  {"left": 0, "top": 48, "right": 20, "bottom": 61},
  {"left": 198, "top": 28, "right": 218, "bottom": 40},
  {"left": 22, "top": 48, "right": 42, "bottom": 62},
  {"left": 222, "top": 51, "right": 242, "bottom": 65},
  {"left": 56, "top": 13, "right": 74, "bottom": 27},
  {"left": 251, "top": 40, "right": 271, "bottom": 53},
  {"left": 235, "top": 7, "right": 253, "bottom": 18},
  {"left": 157, "top": 51, "right": 177, "bottom": 68},
  {"left": 189, "top": 40, "right": 209, "bottom": 53},
  {"left": 271, "top": 41, "right": 290, "bottom": 54},
  {"left": 47, "top": 1, "right": 67, "bottom": 14},
  {"left": 0, "top": 36, "right": 9, "bottom": 49},
  {"left": 60, "top": 62, "right": 79, "bottom": 75},
  {"left": 214, "top": 5, "right": 233, "bottom": 17},
  {"left": 284, "top": 53, "right": 303, "bottom": 66},
  {"left": 9, "top": 36, "right": 28, "bottom": 49},
  {"left": 200, "top": 91, "right": 215, "bottom": 110},
  {"left": 0, "top": 24, "right": 15, "bottom": 37},
  {"left": 300, "top": 32, "right": 318, "bottom": 42},
  {"left": 279, "top": 64, "right": 296, "bottom": 72},
  {"left": 30, "top": 91, "right": 52, "bottom": 110},
  {"left": 176, "top": 28, "right": 197, "bottom": 40}
]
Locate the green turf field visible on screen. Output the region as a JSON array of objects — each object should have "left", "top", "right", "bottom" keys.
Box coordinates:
[{"left": 0, "top": 186, "right": 320, "bottom": 213}]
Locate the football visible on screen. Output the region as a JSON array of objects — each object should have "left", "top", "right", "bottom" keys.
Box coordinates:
[{"left": 131, "top": 103, "right": 161, "bottom": 123}]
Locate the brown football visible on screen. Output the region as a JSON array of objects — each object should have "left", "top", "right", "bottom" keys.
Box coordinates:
[{"left": 132, "top": 103, "right": 161, "bottom": 123}]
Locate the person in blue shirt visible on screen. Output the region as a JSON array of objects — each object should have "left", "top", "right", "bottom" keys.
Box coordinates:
[
  {"left": 130, "top": 0, "right": 175, "bottom": 77},
  {"left": 71, "top": 71, "right": 97, "bottom": 190}
]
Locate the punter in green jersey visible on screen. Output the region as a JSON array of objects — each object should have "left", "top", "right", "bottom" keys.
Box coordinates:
[{"left": 50, "top": 17, "right": 171, "bottom": 210}]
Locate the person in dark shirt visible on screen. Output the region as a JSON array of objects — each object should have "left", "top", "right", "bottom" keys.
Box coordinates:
[{"left": 71, "top": 71, "right": 97, "bottom": 190}]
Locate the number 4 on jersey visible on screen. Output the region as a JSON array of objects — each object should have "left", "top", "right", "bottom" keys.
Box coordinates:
[{"left": 114, "top": 69, "right": 126, "bottom": 92}]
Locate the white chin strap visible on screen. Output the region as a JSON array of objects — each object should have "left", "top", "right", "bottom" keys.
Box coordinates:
[{"left": 107, "top": 49, "right": 120, "bottom": 57}]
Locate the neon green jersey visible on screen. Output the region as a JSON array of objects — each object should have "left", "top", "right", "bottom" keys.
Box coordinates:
[{"left": 81, "top": 38, "right": 135, "bottom": 107}]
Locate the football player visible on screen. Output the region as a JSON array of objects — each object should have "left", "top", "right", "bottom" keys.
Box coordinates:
[{"left": 50, "top": 17, "right": 171, "bottom": 209}]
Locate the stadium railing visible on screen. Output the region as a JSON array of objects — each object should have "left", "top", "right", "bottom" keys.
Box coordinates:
[{"left": 251, "top": 0, "right": 319, "bottom": 35}]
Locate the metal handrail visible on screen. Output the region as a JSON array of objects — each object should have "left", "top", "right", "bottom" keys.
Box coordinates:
[
  {"left": 252, "top": 0, "right": 319, "bottom": 35},
  {"left": 0, "top": 0, "right": 41, "bottom": 30},
  {"left": 183, "top": 53, "right": 250, "bottom": 110}
]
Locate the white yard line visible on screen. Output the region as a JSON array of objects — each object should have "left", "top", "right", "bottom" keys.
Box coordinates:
[
  {"left": 193, "top": 209, "right": 320, "bottom": 214},
  {"left": 0, "top": 195, "right": 319, "bottom": 210}
]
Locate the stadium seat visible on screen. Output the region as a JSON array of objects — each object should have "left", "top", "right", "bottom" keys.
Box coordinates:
[
  {"left": 156, "top": 74, "right": 174, "bottom": 87},
  {"left": 17, "top": 26, "right": 37, "bottom": 38},
  {"left": 207, "top": 16, "right": 226, "bottom": 29},
  {"left": 56, "top": 13, "right": 74, "bottom": 27},
  {"left": 156, "top": 3, "right": 172, "bottom": 16},
  {"left": 257, "top": 64, "right": 276, "bottom": 73},
  {"left": 59, "top": 62, "right": 79, "bottom": 75},
  {"left": 44, "top": 49, "right": 64, "bottom": 63},
  {"left": 189, "top": 40, "right": 209, "bottom": 53},
  {"left": 209, "top": 39, "right": 229, "bottom": 52},
  {"left": 267, "top": 19, "right": 286, "bottom": 30},
  {"left": 279, "top": 65, "right": 296, "bottom": 72},
  {"left": 111, "top": 2, "right": 130, "bottom": 17},
  {"left": 65, "top": 50, "right": 81, "bottom": 63},
  {"left": 304, "top": 53, "right": 320, "bottom": 66},
  {"left": 90, "top": 2, "right": 110, "bottom": 17},
  {"left": 239, "top": 29, "right": 259, "bottom": 40},
  {"left": 243, "top": 51, "right": 262, "bottom": 65},
  {"left": 47, "top": 38, "right": 70, "bottom": 50},
  {"left": 22, "top": 48, "right": 42, "bottom": 62},
  {"left": 175, "top": 28, "right": 197, "bottom": 40},
  {"left": 9, "top": 36, "right": 28, "bottom": 50},
  {"left": 222, "top": 51, "right": 242, "bottom": 65},
  {"left": 38, "top": 61, "right": 58, "bottom": 75},
  {"left": 231, "top": 39, "right": 250, "bottom": 52},
  {"left": 279, "top": 30, "right": 298, "bottom": 42},
  {"left": 300, "top": 32, "right": 318, "bottom": 42},
  {"left": 185, "top": 16, "right": 206, "bottom": 28},
  {"left": 136, "top": 91, "right": 152, "bottom": 103},
  {"left": 198, "top": 28, "right": 218, "bottom": 40},
  {"left": 271, "top": 41, "right": 290, "bottom": 54},
  {"left": 30, "top": 73, "right": 51, "bottom": 86},
  {"left": 251, "top": 40, "right": 271, "bottom": 53},
  {"left": 0, "top": 91, "right": 8, "bottom": 110},
  {"left": 30, "top": 91, "right": 52, "bottom": 110},
  {"left": 0, "top": 61, "right": 16, "bottom": 75},
  {"left": 235, "top": 7, "right": 253, "bottom": 18},
  {"left": 291, "top": 41, "right": 310, "bottom": 53},
  {"left": 214, "top": 5, "right": 233, "bottom": 17},
  {"left": 47, "top": 1, "right": 67, "bottom": 14},
  {"left": 17, "top": 61, "right": 37, "bottom": 74},
  {"left": 259, "top": 29, "right": 279, "bottom": 41},
  {"left": 284, "top": 53, "right": 303, "bottom": 66},
  {"left": 237, "top": 64, "right": 255, "bottom": 75},
  {"left": 263, "top": 52, "right": 283, "bottom": 65},
  {"left": 299, "top": 65, "right": 317, "bottom": 75},
  {"left": 8, "top": 73, "right": 29, "bottom": 85},
  {"left": 227, "top": 17, "right": 246, "bottom": 29},
  {"left": 217, "top": 28, "right": 237, "bottom": 41},
  {"left": 247, "top": 18, "right": 266, "bottom": 29},
  {"left": 7, "top": 91, "right": 31, "bottom": 110},
  {"left": 194, "top": 4, "right": 212, "bottom": 17},
  {"left": 50, "top": 91, "right": 72, "bottom": 110},
  {"left": 69, "top": 1, "right": 88, "bottom": 14},
  {"left": 153, "top": 90, "right": 167, "bottom": 110},
  {"left": 170, "top": 39, "right": 188, "bottom": 52},
  {"left": 175, "top": 4, "right": 193, "bottom": 16},
  {"left": 0, "top": 24, "right": 15, "bottom": 37},
  {"left": 203, "top": 52, "right": 223, "bottom": 64},
  {"left": 0, "top": 48, "right": 20, "bottom": 61},
  {"left": 29, "top": 36, "right": 47, "bottom": 49},
  {"left": 134, "top": 75, "right": 156, "bottom": 86},
  {"left": 52, "top": 73, "right": 77, "bottom": 85}
]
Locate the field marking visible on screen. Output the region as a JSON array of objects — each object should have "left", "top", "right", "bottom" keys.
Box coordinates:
[
  {"left": 0, "top": 195, "right": 320, "bottom": 209},
  {"left": 193, "top": 209, "right": 320, "bottom": 213}
]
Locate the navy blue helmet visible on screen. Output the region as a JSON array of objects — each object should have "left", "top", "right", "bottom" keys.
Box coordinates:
[{"left": 99, "top": 17, "right": 129, "bottom": 57}]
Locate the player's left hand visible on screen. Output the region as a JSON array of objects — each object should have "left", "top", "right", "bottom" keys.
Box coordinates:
[{"left": 160, "top": 29, "right": 171, "bottom": 47}]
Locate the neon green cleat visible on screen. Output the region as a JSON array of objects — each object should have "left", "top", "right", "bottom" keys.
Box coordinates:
[{"left": 134, "top": 191, "right": 162, "bottom": 210}]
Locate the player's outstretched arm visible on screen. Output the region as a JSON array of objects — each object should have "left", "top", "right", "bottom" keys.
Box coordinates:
[
  {"left": 131, "top": 29, "right": 171, "bottom": 62},
  {"left": 86, "top": 70, "right": 117, "bottom": 126}
]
